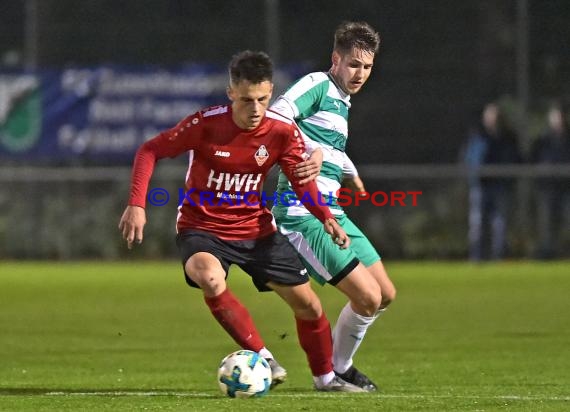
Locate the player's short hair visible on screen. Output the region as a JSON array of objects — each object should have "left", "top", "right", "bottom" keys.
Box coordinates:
[
  {"left": 333, "top": 21, "right": 381, "bottom": 55},
  {"left": 228, "top": 51, "right": 273, "bottom": 85}
]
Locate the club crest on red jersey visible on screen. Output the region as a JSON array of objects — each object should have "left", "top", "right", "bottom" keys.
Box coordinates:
[{"left": 254, "top": 145, "right": 269, "bottom": 166}]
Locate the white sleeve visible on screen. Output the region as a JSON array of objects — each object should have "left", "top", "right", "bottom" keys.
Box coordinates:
[
  {"left": 342, "top": 153, "right": 359, "bottom": 178},
  {"left": 271, "top": 96, "right": 317, "bottom": 153},
  {"left": 270, "top": 96, "right": 298, "bottom": 121}
]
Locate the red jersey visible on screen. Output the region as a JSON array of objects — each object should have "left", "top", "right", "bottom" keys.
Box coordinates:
[{"left": 128, "top": 105, "right": 333, "bottom": 240}]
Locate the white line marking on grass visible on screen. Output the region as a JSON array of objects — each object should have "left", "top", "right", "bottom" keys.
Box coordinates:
[
  {"left": 45, "top": 391, "right": 213, "bottom": 397},
  {"left": 41, "top": 391, "right": 570, "bottom": 402},
  {"left": 375, "top": 394, "right": 570, "bottom": 402}
]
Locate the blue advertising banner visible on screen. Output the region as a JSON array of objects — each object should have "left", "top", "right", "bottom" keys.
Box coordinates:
[{"left": 0, "top": 65, "right": 302, "bottom": 163}]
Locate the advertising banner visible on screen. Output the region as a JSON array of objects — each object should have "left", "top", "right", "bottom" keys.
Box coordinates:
[{"left": 0, "top": 66, "right": 299, "bottom": 163}]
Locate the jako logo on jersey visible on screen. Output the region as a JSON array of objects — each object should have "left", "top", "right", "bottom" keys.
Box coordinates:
[
  {"left": 254, "top": 145, "right": 269, "bottom": 166},
  {"left": 203, "top": 106, "right": 228, "bottom": 117},
  {"left": 215, "top": 150, "right": 230, "bottom": 157},
  {"left": 206, "top": 170, "right": 262, "bottom": 191}
]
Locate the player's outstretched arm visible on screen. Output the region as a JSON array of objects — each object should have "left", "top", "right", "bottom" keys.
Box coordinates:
[
  {"left": 342, "top": 175, "right": 366, "bottom": 193},
  {"left": 341, "top": 153, "right": 366, "bottom": 193},
  {"left": 323, "top": 218, "right": 350, "bottom": 249},
  {"left": 118, "top": 205, "right": 146, "bottom": 249}
]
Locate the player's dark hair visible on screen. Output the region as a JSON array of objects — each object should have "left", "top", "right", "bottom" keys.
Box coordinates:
[
  {"left": 333, "top": 21, "right": 381, "bottom": 55},
  {"left": 228, "top": 51, "right": 273, "bottom": 85}
]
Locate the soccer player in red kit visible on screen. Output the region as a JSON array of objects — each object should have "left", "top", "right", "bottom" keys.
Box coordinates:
[{"left": 119, "top": 50, "right": 364, "bottom": 392}]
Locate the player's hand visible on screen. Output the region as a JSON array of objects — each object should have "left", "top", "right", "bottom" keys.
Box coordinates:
[
  {"left": 295, "top": 148, "right": 323, "bottom": 185},
  {"left": 118, "top": 205, "right": 146, "bottom": 249},
  {"left": 323, "top": 218, "right": 350, "bottom": 249}
]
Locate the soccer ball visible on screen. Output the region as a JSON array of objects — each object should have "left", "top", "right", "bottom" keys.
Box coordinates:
[{"left": 217, "top": 350, "right": 272, "bottom": 398}]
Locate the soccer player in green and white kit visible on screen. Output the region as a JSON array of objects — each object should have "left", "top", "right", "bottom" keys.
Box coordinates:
[{"left": 270, "top": 21, "right": 396, "bottom": 391}]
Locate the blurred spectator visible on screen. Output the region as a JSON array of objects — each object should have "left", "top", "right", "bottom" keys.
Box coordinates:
[
  {"left": 460, "top": 102, "right": 522, "bottom": 261},
  {"left": 530, "top": 103, "right": 570, "bottom": 259}
]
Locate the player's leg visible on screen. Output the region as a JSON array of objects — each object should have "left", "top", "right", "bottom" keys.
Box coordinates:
[
  {"left": 331, "top": 218, "right": 396, "bottom": 390},
  {"left": 185, "top": 251, "right": 227, "bottom": 297},
  {"left": 185, "top": 252, "right": 266, "bottom": 352},
  {"left": 267, "top": 281, "right": 330, "bottom": 374},
  {"left": 331, "top": 264, "right": 381, "bottom": 390},
  {"left": 244, "top": 232, "right": 363, "bottom": 392},
  {"left": 279, "top": 215, "right": 383, "bottom": 391},
  {"left": 177, "top": 230, "right": 266, "bottom": 353},
  {"left": 268, "top": 281, "right": 363, "bottom": 392},
  {"left": 331, "top": 263, "right": 397, "bottom": 392},
  {"left": 367, "top": 260, "right": 396, "bottom": 309}
]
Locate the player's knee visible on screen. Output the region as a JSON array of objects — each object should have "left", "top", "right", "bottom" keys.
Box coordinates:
[
  {"left": 292, "top": 294, "right": 323, "bottom": 320},
  {"left": 352, "top": 291, "right": 382, "bottom": 317},
  {"left": 188, "top": 270, "right": 224, "bottom": 295},
  {"left": 381, "top": 285, "right": 397, "bottom": 307},
  {"left": 185, "top": 254, "right": 225, "bottom": 294}
]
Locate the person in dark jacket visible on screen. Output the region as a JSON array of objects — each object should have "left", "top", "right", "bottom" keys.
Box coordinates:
[
  {"left": 461, "top": 102, "right": 522, "bottom": 261},
  {"left": 530, "top": 103, "right": 570, "bottom": 259}
]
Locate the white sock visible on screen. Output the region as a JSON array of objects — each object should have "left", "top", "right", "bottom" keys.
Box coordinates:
[
  {"left": 313, "top": 371, "right": 335, "bottom": 387},
  {"left": 258, "top": 347, "right": 273, "bottom": 359},
  {"left": 332, "top": 303, "right": 378, "bottom": 374},
  {"left": 376, "top": 307, "right": 387, "bottom": 317}
]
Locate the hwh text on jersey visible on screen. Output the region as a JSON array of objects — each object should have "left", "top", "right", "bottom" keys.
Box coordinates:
[{"left": 206, "top": 170, "right": 262, "bottom": 192}]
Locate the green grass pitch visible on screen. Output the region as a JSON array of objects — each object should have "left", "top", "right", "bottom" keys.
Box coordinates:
[{"left": 1, "top": 261, "right": 569, "bottom": 411}]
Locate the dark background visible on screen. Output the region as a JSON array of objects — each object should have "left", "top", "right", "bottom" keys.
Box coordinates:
[
  {"left": 2, "top": 0, "right": 568, "bottom": 164},
  {"left": 1, "top": 1, "right": 568, "bottom": 260}
]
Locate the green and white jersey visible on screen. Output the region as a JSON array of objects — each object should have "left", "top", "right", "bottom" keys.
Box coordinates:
[{"left": 270, "top": 71, "right": 357, "bottom": 218}]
